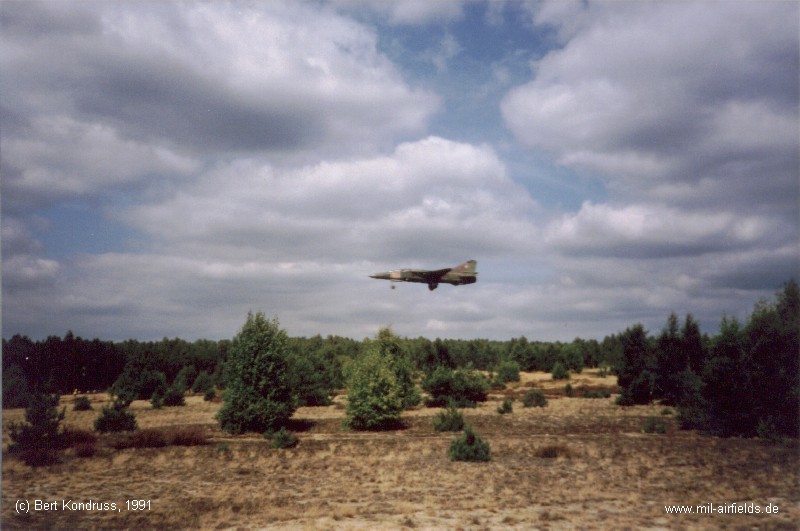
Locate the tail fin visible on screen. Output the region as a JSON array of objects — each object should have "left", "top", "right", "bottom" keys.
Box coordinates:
[{"left": 452, "top": 260, "right": 477, "bottom": 274}]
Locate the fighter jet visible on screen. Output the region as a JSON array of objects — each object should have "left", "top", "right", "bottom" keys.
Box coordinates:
[{"left": 369, "top": 260, "right": 478, "bottom": 291}]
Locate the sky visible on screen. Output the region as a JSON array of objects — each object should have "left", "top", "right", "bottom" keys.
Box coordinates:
[{"left": 2, "top": 0, "right": 798, "bottom": 342}]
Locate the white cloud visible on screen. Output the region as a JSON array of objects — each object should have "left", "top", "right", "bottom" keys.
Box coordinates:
[
  {"left": 2, "top": 1, "right": 439, "bottom": 207},
  {"left": 502, "top": 1, "right": 798, "bottom": 202},
  {"left": 121, "top": 136, "right": 539, "bottom": 264},
  {"left": 545, "top": 201, "right": 780, "bottom": 258}
]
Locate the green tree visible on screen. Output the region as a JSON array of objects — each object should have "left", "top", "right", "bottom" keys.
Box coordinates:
[
  {"left": 344, "top": 342, "right": 405, "bottom": 430},
  {"left": 682, "top": 314, "right": 706, "bottom": 375},
  {"left": 746, "top": 280, "right": 799, "bottom": 438},
  {"left": 8, "top": 393, "right": 65, "bottom": 466},
  {"left": 654, "top": 313, "right": 687, "bottom": 406},
  {"left": 217, "top": 312, "right": 296, "bottom": 434},
  {"left": 616, "top": 324, "right": 654, "bottom": 405}
]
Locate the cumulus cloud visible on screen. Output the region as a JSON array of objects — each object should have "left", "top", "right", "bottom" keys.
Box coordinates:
[
  {"left": 1, "top": 1, "right": 438, "bottom": 207},
  {"left": 545, "top": 201, "right": 784, "bottom": 259},
  {"left": 503, "top": 0, "right": 798, "bottom": 294},
  {"left": 120, "top": 136, "right": 539, "bottom": 264},
  {"left": 502, "top": 1, "right": 798, "bottom": 203}
]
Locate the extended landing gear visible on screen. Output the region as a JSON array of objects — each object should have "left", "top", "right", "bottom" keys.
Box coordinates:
[{"left": 428, "top": 282, "right": 438, "bottom": 291}]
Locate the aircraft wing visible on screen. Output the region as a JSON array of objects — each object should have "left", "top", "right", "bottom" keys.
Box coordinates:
[{"left": 413, "top": 268, "right": 453, "bottom": 281}]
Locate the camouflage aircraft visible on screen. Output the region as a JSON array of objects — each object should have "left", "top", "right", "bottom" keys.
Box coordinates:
[{"left": 369, "top": 260, "right": 478, "bottom": 291}]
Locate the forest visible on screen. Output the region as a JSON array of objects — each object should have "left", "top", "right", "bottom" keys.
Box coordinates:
[{"left": 3, "top": 279, "right": 798, "bottom": 439}]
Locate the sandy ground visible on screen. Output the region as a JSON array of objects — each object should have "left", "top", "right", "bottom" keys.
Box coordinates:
[{"left": 3, "top": 370, "right": 798, "bottom": 529}]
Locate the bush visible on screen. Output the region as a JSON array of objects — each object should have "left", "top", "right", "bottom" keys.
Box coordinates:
[
  {"left": 73, "top": 395, "right": 93, "bottom": 411},
  {"left": 344, "top": 345, "right": 404, "bottom": 431},
  {"left": 551, "top": 361, "right": 570, "bottom": 380},
  {"left": 162, "top": 386, "right": 185, "bottom": 407},
  {"left": 564, "top": 383, "right": 574, "bottom": 397},
  {"left": 432, "top": 405, "right": 465, "bottom": 432},
  {"left": 203, "top": 388, "right": 216, "bottom": 401},
  {"left": 217, "top": 312, "right": 296, "bottom": 434},
  {"left": 8, "top": 393, "right": 65, "bottom": 466},
  {"left": 617, "top": 370, "right": 655, "bottom": 406},
  {"left": 110, "top": 427, "right": 208, "bottom": 449},
  {"left": 496, "top": 359, "right": 520, "bottom": 383},
  {"left": 497, "top": 398, "right": 513, "bottom": 415},
  {"left": 112, "top": 368, "right": 167, "bottom": 405},
  {"left": 642, "top": 416, "right": 667, "bottom": 434},
  {"left": 448, "top": 426, "right": 491, "bottom": 462},
  {"left": 94, "top": 398, "right": 137, "bottom": 433},
  {"left": 61, "top": 427, "right": 97, "bottom": 449},
  {"left": 150, "top": 389, "right": 164, "bottom": 409},
  {"left": 584, "top": 389, "right": 611, "bottom": 399},
  {"left": 422, "top": 366, "right": 488, "bottom": 408},
  {"left": 522, "top": 389, "right": 547, "bottom": 408},
  {"left": 74, "top": 442, "right": 97, "bottom": 458},
  {"left": 191, "top": 370, "right": 214, "bottom": 395},
  {"left": 130, "top": 428, "right": 169, "bottom": 448},
  {"left": 269, "top": 427, "right": 298, "bottom": 449},
  {"left": 535, "top": 445, "right": 571, "bottom": 459},
  {"left": 169, "top": 427, "right": 208, "bottom": 446}
]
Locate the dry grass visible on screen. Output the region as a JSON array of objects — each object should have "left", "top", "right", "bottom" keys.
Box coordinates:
[{"left": 3, "top": 374, "right": 798, "bottom": 529}]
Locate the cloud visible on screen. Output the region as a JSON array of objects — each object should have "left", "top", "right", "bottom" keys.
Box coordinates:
[
  {"left": 1, "top": 1, "right": 439, "bottom": 207},
  {"left": 502, "top": 1, "right": 798, "bottom": 205},
  {"left": 545, "top": 201, "right": 784, "bottom": 259},
  {"left": 1, "top": 217, "right": 60, "bottom": 292},
  {"left": 120, "top": 136, "right": 539, "bottom": 265}
]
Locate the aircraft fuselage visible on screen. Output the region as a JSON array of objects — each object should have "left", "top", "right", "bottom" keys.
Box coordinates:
[{"left": 369, "top": 260, "right": 478, "bottom": 291}]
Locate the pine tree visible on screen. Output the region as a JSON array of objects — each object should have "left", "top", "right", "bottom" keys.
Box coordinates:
[{"left": 654, "top": 313, "right": 687, "bottom": 406}]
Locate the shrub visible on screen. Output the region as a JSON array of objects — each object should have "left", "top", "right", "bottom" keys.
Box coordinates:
[
  {"left": 191, "top": 371, "right": 214, "bottom": 395},
  {"left": 94, "top": 398, "right": 137, "bottom": 433},
  {"left": 203, "top": 388, "right": 216, "bottom": 401},
  {"left": 497, "top": 398, "right": 513, "bottom": 415},
  {"left": 150, "top": 388, "right": 164, "bottom": 409},
  {"left": 74, "top": 442, "right": 97, "bottom": 458},
  {"left": 61, "top": 427, "right": 97, "bottom": 448},
  {"left": 269, "top": 427, "right": 298, "bottom": 449},
  {"left": 535, "top": 445, "right": 571, "bottom": 459},
  {"left": 73, "top": 395, "right": 93, "bottom": 411},
  {"left": 432, "top": 405, "right": 464, "bottom": 432},
  {"left": 8, "top": 393, "right": 65, "bottom": 466},
  {"left": 422, "top": 366, "right": 488, "bottom": 408},
  {"left": 617, "top": 370, "right": 655, "bottom": 406},
  {"left": 496, "top": 359, "right": 520, "bottom": 383},
  {"left": 130, "top": 428, "right": 169, "bottom": 448},
  {"left": 162, "top": 386, "right": 186, "bottom": 407},
  {"left": 522, "top": 389, "right": 547, "bottom": 408},
  {"left": 217, "top": 312, "right": 296, "bottom": 434},
  {"left": 551, "top": 361, "right": 570, "bottom": 380},
  {"left": 448, "top": 426, "right": 491, "bottom": 462},
  {"left": 344, "top": 345, "right": 404, "bottom": 431},
  {"left": 642, "top": 416, "right": 667, "bottom": 434},
  {"left": 489, "top": 378, "right": 506, "bottom": 390},
  {"left": 564, "top": 383, "right": 574, "bottom": 397},
  {"left": 112, "top": 368, "right": 167, "bottom": 405},
  {"left": 584, "top": 389, "right": 611, "bottom": 399},
  {"left": 169, "top": 427, "right": 208, "bottom": 446}
]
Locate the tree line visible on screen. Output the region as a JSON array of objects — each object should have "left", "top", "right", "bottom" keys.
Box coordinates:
[
  {"left": 616, "top": 280, "right": 798, "bottom": 439},
  {"left": 4, "top": 280, "right": 797, "bottom": 440},
  {"left": 2, "top": 329, "right": 622, "bottom": 408}
]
